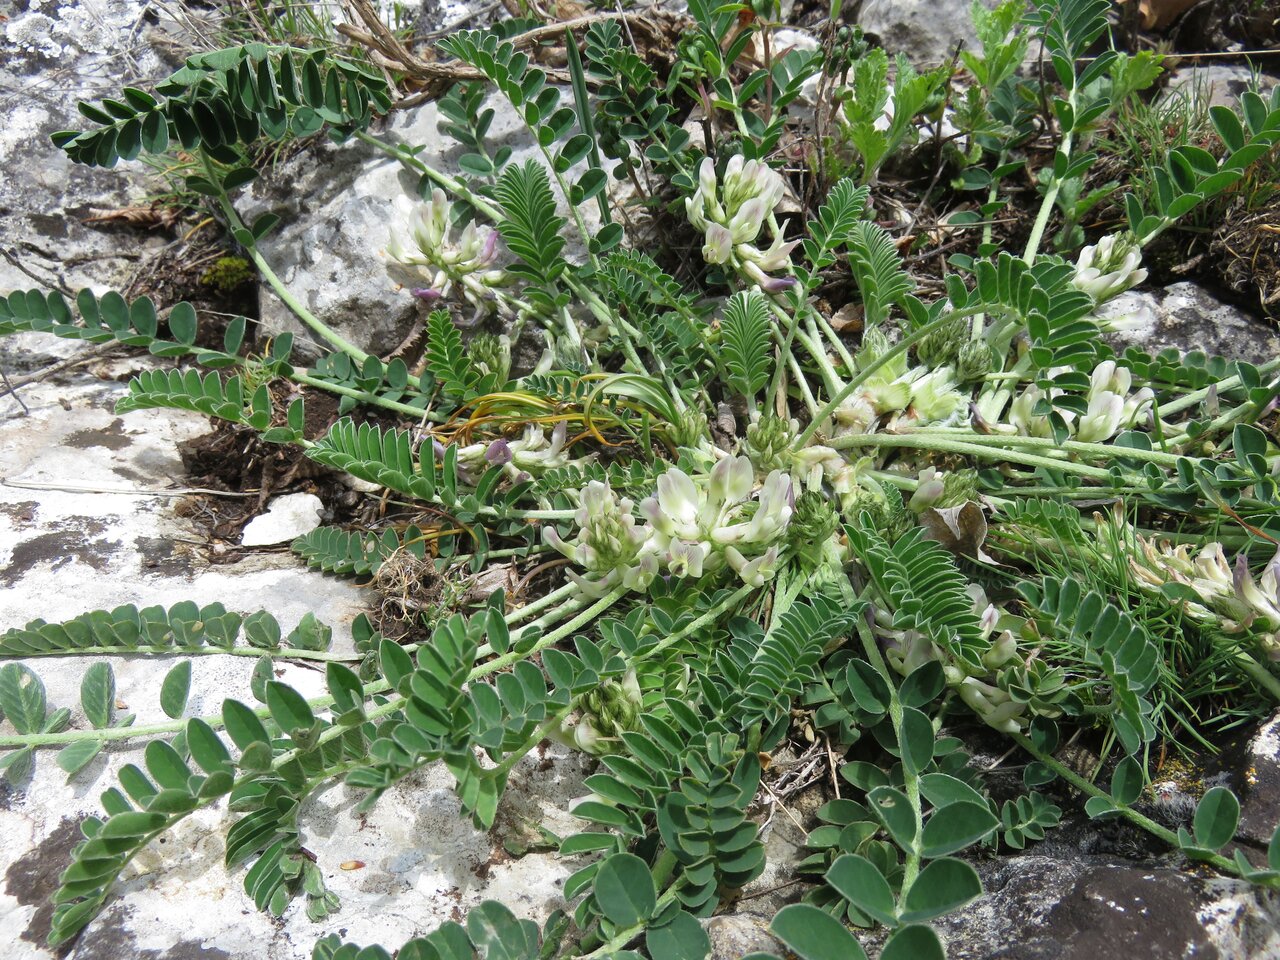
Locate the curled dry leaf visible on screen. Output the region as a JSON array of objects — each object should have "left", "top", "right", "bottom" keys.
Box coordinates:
[
  {"left": 1118, "top": 0, "right": 1198, "bottom": 30},
  {"left": 919, "top": 502, "right": 997, "bottom": 563}
]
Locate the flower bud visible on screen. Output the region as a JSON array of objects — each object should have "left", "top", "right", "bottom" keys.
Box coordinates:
[
  {"left": 1071, "top": 232, "right": 1147, "bottom": 303},
  {"left": 744, "top": 414, "right": 796, "bottom": 474}
]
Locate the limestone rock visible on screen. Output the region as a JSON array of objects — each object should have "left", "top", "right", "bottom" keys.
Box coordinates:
[
  {"left": 857, "top": 0, "right": 978, "bottom": 68},
  {"left": 240, "top": 492, "right": 325, "bottom": 546},
  {"left": 1240, "top": 710, "right": 1280, "bottom": 847},
  {"left": 1099, "top": 282, "right": 1280, "bottom": 366},
  {"left": 933, "top": 855, "right": 1280, "bottom": 960},
  {"left": 0, "top": 0, "right": 181, "bottom": 296},
  {"left": 703, "top": 913, "right": 782, "bottom": 959},
  {"left": 1164, "top": 64, "right": 1279, "bottom": 111}
]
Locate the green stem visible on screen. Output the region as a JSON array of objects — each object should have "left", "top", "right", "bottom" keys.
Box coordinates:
[
  {"left": 1159, "top": 357, "right": 1280, "bottom": 417},
  {"left": 854, "top": 615, "right": 924, "bottom": 903},
  {"left": 796, "top": 311, "right": 962, "bottom": 448},
  {"left": 894, "top": 429, "right": 1186, "bottom": 469},
  {"left": 291, "top": 371, "right": 445, "bottom": 422},
  {"left": 472, "top": 589, "right": 627, "bottom": 679},
  {"left": 1231, "top": 651, "right": 1280, "bottom": 703},
  {"left": 1010, "top": 731, "right": 1278, "bottom": 888},
  {"left": 204, "top": 155, "right": 372, "bottom": 365},
  {"left": 1022, "top": 86, "right": 1077, "bottom": 265},
  {"left": 507, "top": 580, "right": 580, "bottom": 625},
  {"left": 829, "top": 432, "right": 1115, "bottom": 481},
  {"left": 356, "top": 130, "right": 503, "bottom": 221},
  {"left": 646, "top": 583, "right": 759, "bottom": 663}
]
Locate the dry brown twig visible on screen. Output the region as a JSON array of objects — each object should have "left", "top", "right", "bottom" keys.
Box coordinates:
[{"left": 336, "top": 0, "right": 690, "bottom": 105}]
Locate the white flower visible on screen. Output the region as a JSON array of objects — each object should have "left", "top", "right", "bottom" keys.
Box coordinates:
[
  {"left": 725, "top": 545, "right": 781, "bottom": 587},
  {"left": 1009, "top": 383, "right": 1058, "bottom": 438},
  {"left": 904, "top": 367, "right": 966, "bottom": 425},
  {"left": 685, "top": 156, "right": 795, "bottom": 281},
  {"left": 544, "top": 481, "right": 655, "bottom": 593},
  {"left": 387, "top": 190, "right": 504, "bottom": 307},
  {"left": 553, "top": 458, "right": 793, "bottom": 593},
  {"left": 958, "top": 678, "right": 1024, "bottom": 734},
  {"left": 702, "top": 224, "right": 734, "bottom": 264},
  {"left": 1072, "top": 233, "right": 1147, "bottom": 303},
  {"left": 1075, "top": 361, "right": 1153, "bottom": 442},
  {"left": 1075, "top": 392, "right": 1125, "bottom": 443}
]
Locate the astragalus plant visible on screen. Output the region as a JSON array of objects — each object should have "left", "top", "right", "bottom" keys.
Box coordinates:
[{"left": 4, "top": 0, "right": 1280, "bottom": 958}]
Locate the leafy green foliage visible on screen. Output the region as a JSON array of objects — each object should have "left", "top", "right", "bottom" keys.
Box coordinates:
[
  {"left": 424, "top": 309, "right": 486, "bottom": 402},
  {"left": 1017, "top": 577, "right": 1161, "bottom": 755},
  {"left": 718, "top": 292, "right": 773, "bottom": 399},
  {"left": 584, "top": 20, "right": 693, "bottom": 184},
  {"left": 845, "top": 221, "right": 914, "bottom": 329},
  {"left": 569, "top": 723, "right": 765, "bottom": 920},
  {"left": 54, "top": 44, "right": 391, "bottom": 168},
  {"left": 839, "top": 50, "right": 947, "bottom": 185},
  {"left": 115, "top": 368, "right": 274, "bottom": 428},
  {"left": 1000, "top": 791, "right": 1064, "bottom": 849},
  {"left": 1125, "top": 86, "right": 1280, "bottom": 243},
  {"left": 304, "top": 418, "right": 535, "bottom": 561},
  {"left": 343, "top": 604, "right": 563, "bottom": 828},
  {"left": 438, "top": 80, "right": 512, "bottom": 182},
  {"left": 945, "top": 252, "right": 1098, "bottom": 369},
  {"left": 798, "top": 179, "right": 870, "bottom": 288},
  {"left": 315, "top": 900, "right": 567, "bottom": 960},
  {"left": 0, "top": 601, "right": 278, "bottom": 655},
  {"left": 494, "top": 159, "right": 568, "bottom": 290},
  {"left": 0, "top": 288, "right": 249, "bottom": 366},
  {"left": 848, "top": 526, "right": 987, "bottom": 671},
  {"left": 291, "top": 525, "right": 430, "bottom": 576}
]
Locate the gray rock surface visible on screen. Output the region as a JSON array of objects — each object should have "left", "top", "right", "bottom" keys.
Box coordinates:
[
  {"left": 0, "top": 342, "right": 581, "bottom": 959},
  {"left": 1240, "top": 709, "right": 1280, "bottom": 847},
  {"left": 1164, "top": 64, "right": 1279, "bottom": 111},
  {"left": 0, "top": 0, "right": 181, "bottom": 295},
  {"left": 934, "top": 854, "right": 1280, "bottom": 960},
  {"left": 704, "top": 913, "right": 781, "bottom": 959},
  {"left": 1100, "top": 282, "right": 1280, "bottom": 365},
  {"left": 242, "top": 92, "right": 597, "bottom": 358},
  {"left": 857, "top": 0, "right": 978, "bottom": 68}
]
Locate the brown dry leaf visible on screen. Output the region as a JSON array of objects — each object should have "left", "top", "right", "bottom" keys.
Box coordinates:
[
  {"left": 919, "top": 502, "right": 996, "bottom": 563},
  {"left": 552, "top": 0, "right": 587, "bottom": 21},
  {"left": 85, "top": 204, "right": 181, "bottom": 230},
  {"left": 340, "top": 860, "right": 365, "bottom": 871},
  {"left": 1119, "top": 0, "right": 1198, "bottom": 30},
  {"left": 829, "top": 303, "right": 864, "bottom": 334}
]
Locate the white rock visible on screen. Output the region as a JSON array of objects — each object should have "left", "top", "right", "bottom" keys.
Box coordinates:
[
  {"left": 1099, "top": 282, "right": 1280, "bottom": 366},
  {"left": 241, "top": 493, "right": 325, "bottom": 546},
  {"left": 858, "top": 0, "right": 978, "bottom": 68},
  {"left": 1164, "top": 64, "right": 1279, "bottom": 112},
  {"left": 244, "top": 92, "right": 600, "bottom": 358}
]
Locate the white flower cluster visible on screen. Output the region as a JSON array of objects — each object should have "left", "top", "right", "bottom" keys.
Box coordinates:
[
  {"left": 1125, "top": 526, "right": 1280, "bottom": 659},
  {"left": 1071, "top": 233, "right": 1147, "bottom": 303},
  {"left": 685, "top": 156, "right": 799, "bottom": 288},
  {"left": 545, "top": 457, "right": 795, "bottom": 594},
  {"left": 834, "top": 334, "right": 967, "bottom": 436},
  {"left": 387, "top": 190, "right": 504, "bottom": 307},
  {"left": 881, "top": 586, "right": 1027, "bottom": 734},
  {"left": 1009, "top": 361, "right": 1153, "bottom": 443},
  {"left": 453, "top": 422, "right": 579, "bottom": 483}
]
